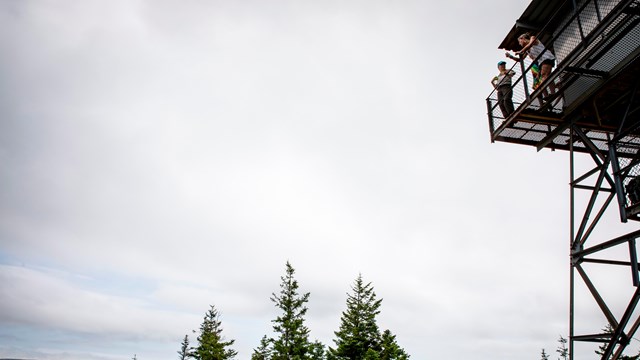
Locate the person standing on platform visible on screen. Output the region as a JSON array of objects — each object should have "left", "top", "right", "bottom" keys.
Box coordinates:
[
  {"left": 508, "top": 32, "right": 556, "bottom": 96},
  {"left": 491, "top": 60, "right": 516, "bottom": 118}
]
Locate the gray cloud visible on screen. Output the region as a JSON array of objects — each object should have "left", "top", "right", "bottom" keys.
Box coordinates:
[{"left": 3, "top": 0, "right": 628, "bottom": 359}]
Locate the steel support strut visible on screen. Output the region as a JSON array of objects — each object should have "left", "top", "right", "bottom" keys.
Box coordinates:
[{"left": 569, "top": 123, "right": 640, "bottom": 360}]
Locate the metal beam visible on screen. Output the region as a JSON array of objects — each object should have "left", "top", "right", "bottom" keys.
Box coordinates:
[
  {"left": 536, "top": 120, "right": 573, "bottom": 152},
  {"left": 563, "top": 66, "right": 609, "bottom": 78},
  {"left": 580, "top": 192, "right": 616, "bottom": 246},
  {"left": 573, "top": 230, "right": 640, "bottom": 258},
  {"left": 572, "top": 333, "right": 612, "bottom": 342},
  {"left": 575, "top": 264, "right": 619, "bottom": 328},
  {"left": 613, "top": 314, "right": 640, "bottom": 360},
  {"left": 603, "top": 286, "right": 640, "bottom": 359},
  {"left": 617, "top": 73, "right": 640, "bottom": 134},
  {"left": 582, "top": 258, "right": 640, "bottom": 266},
  {"left": 630, "top": 238, "right": 639, "bottom": 287},
  {"left": 611, "top": 145, "right": 630, "bottom": 223}
]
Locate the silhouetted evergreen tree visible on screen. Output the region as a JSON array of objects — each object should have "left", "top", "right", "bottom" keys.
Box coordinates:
[
  {"left": 541, "top": 349, "right": 550, "bottom": 360},
  {"left": 328, "top": 275, "right": 409, "bottom": 360},
  {"left": 270, "top": 261, "right": 312, "bottom": 360},
  {"left": 379, "top": 330, "right": 409, "bottom": 360},
  {"left": 178, "top": 334, "right": 191, "bottom": 360},
  {"left": 329, "top": 274, "right": 383, "bottom": 359},
  {"left": 309, "top": 340, "right": 327, "bottom": 360},
  {"left": 192, "top": 305, "right": 237, "bottom": 360},
  {"left": 556, "top": 335, "right": 568, "bottom": 360},
  {"left": 252, "top": 335, "right": 273, "bottom": 360}
]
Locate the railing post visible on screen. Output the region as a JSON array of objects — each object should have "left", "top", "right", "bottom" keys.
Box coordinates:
[
  {"left": 487, "top": 97, "right": 496, "bottom": 142},
  {"left": 520, "top": 60, "right": 530, "bottom": 102}
]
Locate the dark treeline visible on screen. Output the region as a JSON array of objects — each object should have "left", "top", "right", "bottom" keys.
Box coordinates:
[{"left": 178, "top": 261, "right": 410, "bottom": 360}]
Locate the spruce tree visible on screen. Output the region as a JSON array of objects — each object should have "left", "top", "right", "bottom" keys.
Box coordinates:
[
  {"left": 178, "top": 334, "right": 191, "bottom": 360},
  {"left": 252, "top": 335, "right": 273, "bottom": 360},
  {"left": 556, "top": 335, "right": 568, "bottom": 360},
  {"left": 329, "top": 274, "right": 383, "bottom": 360},
  {"left": 270, "top": 261, "right": 312, "bottom": 360},
  {"left": 309, "top": 340, "right": 327, "bottom": 360},
  {"left": 541, "top": 349, "right": 549, "bottom": 360},
  {"left": 378, "top": 330, "right": 409, "bottom": 360},
  {"left": 193, "top": 305, "right": 238, "bottom": 360},
  {"left": 363, "top": 349, "right": 380, "bottom": 360}
]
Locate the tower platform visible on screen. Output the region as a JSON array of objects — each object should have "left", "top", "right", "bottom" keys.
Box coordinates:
[{"left": 486, "top": 0, "right": 640, "bottom": 157}]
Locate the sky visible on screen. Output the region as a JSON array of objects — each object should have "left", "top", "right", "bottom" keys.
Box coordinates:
[{"left": 1, "top": 1, "right": 638, "bottom": 359}]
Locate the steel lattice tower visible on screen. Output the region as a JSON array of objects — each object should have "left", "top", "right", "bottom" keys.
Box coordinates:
[{"left": 486, "top": 0, "right": 640, "bottom": 359}]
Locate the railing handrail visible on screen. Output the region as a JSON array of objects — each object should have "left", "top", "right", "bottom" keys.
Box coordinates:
[
  {"left": 487, "top": 0, "right": 634, "bottom": 124},
  {"left": 487, "top": 0, "right": 573, "bottom": 105}
]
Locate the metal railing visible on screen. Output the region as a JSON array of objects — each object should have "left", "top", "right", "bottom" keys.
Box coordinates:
[
  {"left": 487, "top": 0, "right": 638, "bottom": 142},
  {"left": 611, "top": 119, "right": 640, "bottom": 221}
]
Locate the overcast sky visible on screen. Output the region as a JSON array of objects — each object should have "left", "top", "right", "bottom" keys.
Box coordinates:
[{"left": 2, "top": 1, "right": 637, "bottom": 359}]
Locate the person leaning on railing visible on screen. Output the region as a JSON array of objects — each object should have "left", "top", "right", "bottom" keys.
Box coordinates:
[
  {"left": 506, "top": 32, "right": 557, "bottom": 98},
  {"left": 491, "top": 61, "right": 516, "bottom": 118}
]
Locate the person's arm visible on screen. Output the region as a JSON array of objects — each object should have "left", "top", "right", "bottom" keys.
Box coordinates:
[
  {"left": 505, "top": 52, "right": 521, "bottom": 61},
  {"left": 491, "top": 76, "right": 498, "bottom": 89}
]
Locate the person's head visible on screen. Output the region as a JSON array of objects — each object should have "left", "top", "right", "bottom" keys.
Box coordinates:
[
  {"left": 518, "top": 32, "right": 531, "bottom": 47},
  {"left": 497, "top": 61, "right": 507, "bottom": 71}
]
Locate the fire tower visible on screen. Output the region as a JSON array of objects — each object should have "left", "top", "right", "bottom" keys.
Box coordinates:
[{"left": 486, "top": 0, "right": 640, "bottom": 359}]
